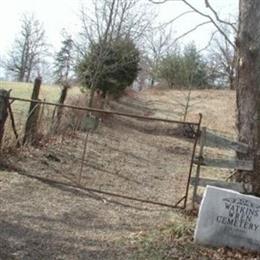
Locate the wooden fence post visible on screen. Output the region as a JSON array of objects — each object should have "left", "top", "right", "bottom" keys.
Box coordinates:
[
  {"left": 51, "top": 85, "right": 69, "bottom": 133},
  {"left": 23, "top": 76, "right": 42, "bottom": 144},
  {"left": 192, "top": 127, "right": 206, "bottom": 208},
  {"left": 0, "top": 89, "right": 10, "bottom": 147},
  {"left": 190, "top": 128, "right": 253, "bottom": 198}
]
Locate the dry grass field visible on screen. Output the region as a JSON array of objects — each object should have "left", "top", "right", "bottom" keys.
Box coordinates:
[
  {"left": 0, "top": 81, "right": 82, "bottom": 148},
  {"left": 1, "top": 84, "right": 257, "bottom": 259},
  {"left": 0, "top": 81, "right": 81, "bottom": 114},
  {"left": 0, "top": 80, "right": 236, "bottom": 135},
  {"left": 141, "top": 88, "right": 236, "bottom": 135},
  {"left": 0, "top": 81, "right": 81, "bottom": 100}
]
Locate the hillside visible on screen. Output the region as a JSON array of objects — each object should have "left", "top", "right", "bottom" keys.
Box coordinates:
[
  {"left": 140, "top": 88, "right": 236, "bottom": 135},
  {"left": 0, "top": 86, "right": 258, "bottom": 259}
]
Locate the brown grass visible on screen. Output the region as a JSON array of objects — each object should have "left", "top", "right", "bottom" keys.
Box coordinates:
[
  {"left": 141, "top": 88, "right": 236, "bottom": 135},
  {"left": 1, "top": 87, "right": 251, "bottom": 259}
]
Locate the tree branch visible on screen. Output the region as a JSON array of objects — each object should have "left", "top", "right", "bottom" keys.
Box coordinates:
[
  {"left": 173, "top": 21, "right": 211, "bottom": 44},
  {"left": 204, "top": 0, "right": 237, "bottom": 33},
  {"left": 198, "top": 30, "right": 217, "bottom": 53},
  {"left": 149, "top": 0, "right": 236, "bottom": 49},
  {"left": 155, "top": 10, "right": 194, "bottom": 29}
]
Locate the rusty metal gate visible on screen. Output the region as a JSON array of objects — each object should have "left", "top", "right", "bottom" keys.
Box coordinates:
[{"left": 1, "top": 94, "right": 202, "bottom": 209}]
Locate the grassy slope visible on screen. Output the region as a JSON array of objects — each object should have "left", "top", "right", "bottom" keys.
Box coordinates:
[
  {"left": 0, "top": 81, "right": 82, "bottom": 148},
  {"left": 141, "top": 88, "right": 238, "bottom": 200},
  {"left": 1, "top": 83, "right": 257, "bottom": 258},
  {"left": 122, "top": 211, "right": 259, "bottom": 259},
  {"left": 141, "top": 88, "right": 236, "bottom": 135},
  {"left": 0, "top": 80, "right": 81, "bottom": 107},
  {"left": 0, "top": 81, "right": 61, "bottom": 101},
  {"left": 0, "top": 80, "right": 82, "bottom": 121},
  {"left": 125, "top": 88, "right": 260, "bottom": 259}
]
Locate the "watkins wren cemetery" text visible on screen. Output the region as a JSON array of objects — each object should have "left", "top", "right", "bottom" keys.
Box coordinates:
[{"left": 216, "top": 198, "right": 260, "bottom": 232}]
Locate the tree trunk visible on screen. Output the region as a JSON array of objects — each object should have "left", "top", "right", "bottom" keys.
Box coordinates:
[
  {"left": 229, "top": 68, "right": 235, "bottom": 90},
  {"left": 25, "top": 66, "right": 32, "bottom": 83},
  {"left": 18, "top": 43, "right": 27, "bottom": 82},
  {"left": 230, "top": 75, "right": 235, "bottom": 90},
  {"left": 230, "top": 51, "right": 237, "bottom": 90},
  {"left": 236, "top": 0, "right": 260, "bottom": 194},
  {"left": 88, "top": 86, "right": 96, "bottom": 108}
]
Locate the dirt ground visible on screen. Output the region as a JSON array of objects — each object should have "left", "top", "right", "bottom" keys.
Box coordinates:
[{"left": 0, "top": 91, "right": 199, "bottom": 259}]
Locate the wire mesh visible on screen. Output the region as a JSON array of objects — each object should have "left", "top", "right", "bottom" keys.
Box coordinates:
[{"left": 3, "top": 97, "right": 199, "bottom": 208}]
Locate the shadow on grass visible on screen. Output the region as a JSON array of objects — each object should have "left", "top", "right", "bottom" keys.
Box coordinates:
[
  {"left": 0, "top": 160, "right": 173, "bottom": 212},
  {"left": 0, "top": 218, "right": 124, "bottom": 260}
]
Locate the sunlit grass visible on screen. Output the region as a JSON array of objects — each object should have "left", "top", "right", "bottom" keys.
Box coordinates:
[
  {"left": 0, "top": 80, "right": 81, "bottom": 100},
  {"left": 0, "top": 81, "right": 82, "bottom": 149},
  {"left": 0, "top": 80, "right": 82, "bottom": 113}
]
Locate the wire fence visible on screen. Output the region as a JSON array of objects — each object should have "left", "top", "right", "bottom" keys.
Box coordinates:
[{"left": 0, "top": 81, "right": 202, "bottom": 209}]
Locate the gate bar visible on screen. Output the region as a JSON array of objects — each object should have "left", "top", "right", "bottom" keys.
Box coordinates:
[
  {"left": 6, "top": 96, "right": 199, "bottom": 126},
  {"left": 80, "top": 184, "right": 185, "bottom": 209},
  {"left": 14, "top": 171, "right": 186, "bottom": 209},
  {"left": 5, "top": 94, "right": 202, "bottom": 209}
]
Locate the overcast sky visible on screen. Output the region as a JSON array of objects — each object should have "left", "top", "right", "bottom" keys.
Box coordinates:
[{"left": 0, "top": 0, "right": 238, "bottom": 57}]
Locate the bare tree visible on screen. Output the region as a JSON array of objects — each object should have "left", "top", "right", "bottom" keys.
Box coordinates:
[
  {"left": 79, "top": 0, "right": 154, "bottom": 48},
  {"left": 150, "top": 0, "right": 260, "bottom": 194},
  {"left": 0, "top": 56, "right": 5, "bottom": 80},
  {"left": 149, "top": 0, "right": 237, "bottom": 48},
  {"left": 145, "top": 27, "right": 176, "bottom": 87},
  {"left": 4, "top": 14, "right": 48, "bottom": 82},
  {"left": 207, "top": 30, "right": 236, "bottom": 89},
  {"left": 148, "top": 1, "right": 238, "bottom": 87},
  {"left": 77, "top": 0, "right": 155, "bottom": 107}
]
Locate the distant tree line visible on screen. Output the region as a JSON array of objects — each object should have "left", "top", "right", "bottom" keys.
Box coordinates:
[
  {"left": 1, "top": 0, "right": 236, "bottom": 96},
  {"left": 158, "top": 43, "right": 208, "bottom": 89}
]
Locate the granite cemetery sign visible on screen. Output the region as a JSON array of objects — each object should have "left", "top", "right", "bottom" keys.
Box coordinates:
[{"left": 194, "top": 186, "right": 260, "bottom": 252}]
